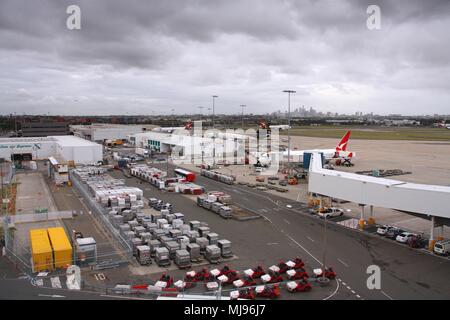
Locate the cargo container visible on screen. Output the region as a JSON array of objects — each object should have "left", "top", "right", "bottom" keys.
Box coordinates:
[
  {"left": 30, "top": 229, "right": 54, "bottom": 272},
  {"left": 136, "top": 245, "right": 151, "bottom": 265},
  {"left": 47, "top": 227, "right": 73, "bottom": 269},
  {"left": 205, "top": 245, "right": 221, "bottom": 263},
  {"left": 175, "top": 249, "right": 191, "bottom": 268},
  {"left": 189, "top": 220, "right": 201, "bottom": 230},
  {"left": 186, "top": 243, "right": 201, "bottom": 261},
  {"left": 155, "top": 247, "right": 171, "bottom": 267},
  {"left": 75, "top": 237, "right": 97, "bottom": 266},
  {"left": 207, "top": 233, "right": 219, "bottom": 245},
  {"left": 217, "top": 239, "right": 233, "bottom": 258}
]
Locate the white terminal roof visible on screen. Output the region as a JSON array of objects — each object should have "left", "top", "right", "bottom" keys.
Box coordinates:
[
  {"left": 0, "top": 135, "right": 99, "bottom": 147},
  {"left": 51, "top": 135, "right": 100, "bottom": 147}
]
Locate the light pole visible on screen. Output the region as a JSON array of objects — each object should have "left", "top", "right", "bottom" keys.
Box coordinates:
[
  {"left": 198, "top": 106, "right": 204, "bottom": 122},
  {"left": 212, "top": 95, "right": 218, "bottom": 167},
  {"left": 240, "top": 104, "right": 246, "bottom": 129},
  {"left": 212, "top": 96, "right": 218, "bottom": 129},
  {"left": 171, "top": 108, "right": 175, "bottom": 127},
  {"left": 283, "top": 90, "right": 296, "bottom": 174}
]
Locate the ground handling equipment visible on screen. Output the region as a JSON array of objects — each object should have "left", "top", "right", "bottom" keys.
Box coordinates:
[
  {"left": 154, "top": 273, "right": 173, "bottom": 289},
  {"left": 243, "top": 266, "right": 265, "bottom": 279},
  {"left": 286, "top": 268, "right": 309, "bottom": 281},
  {"left": 313, "top": 267, "right": 336, "bottom": 280},
  {"left": 261, "top": 272, "right": 283, "bottom": 284},
  {"left": 286, "top": 257, "right": 305, "bottom": 269},
  {"left": 233, "top": 276, "right": 257, "bottom": 288},
  {"left": 255, "top": 284, "right": 281, "bottom": 299},
  {"left": 217, "top": 270, "right": 239, "bottom": 286},
  {"left": 286, "top": 279, "right": 312, "bottom": 293},
  {"left": 230, "top": 288, "right": 256, "bottom": 300}
]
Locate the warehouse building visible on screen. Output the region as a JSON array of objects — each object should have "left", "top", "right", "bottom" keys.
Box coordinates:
[
  {"left": 0, "top": 136, "right": 103, "bottom": 165},
  {"left": 71, "top": 123, "right": 156, "bottom": 143},
  {"left": 129, "top": 131, "right": 246, "bottom": 164},
  {"left": 20, "top": 121, "right": 70, "bottom": 137}
]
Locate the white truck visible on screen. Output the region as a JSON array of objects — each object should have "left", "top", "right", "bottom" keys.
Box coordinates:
[
  {"left": 135, "top": 148, "right": 149, "bottom": 157},
  {"left": 434, "top": 240, "right": 450, "bottom": 256}
]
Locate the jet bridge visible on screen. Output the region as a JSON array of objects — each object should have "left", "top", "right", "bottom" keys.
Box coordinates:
[{"left": 308, "top": 153, "right": 450, "bottom": 248}]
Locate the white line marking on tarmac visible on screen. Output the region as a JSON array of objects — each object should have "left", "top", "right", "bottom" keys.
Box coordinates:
[
  {"left": 351, "top": 290, "right": 356, "bottom": 294},
  {"left": 381, "top": 290, "right": 394, "bottom": 300},
  {"left": 337, "top": 258, "right": 349, "bottom": 267},
  {"left": 306, "top": 236, "right": 315, "bottom": 242},
  {"left": 356, "top": 294, "right": 361, "bottom": 298},
  {"left": 100, "top": 294, "right": 151, "bottom": 300},
  {"left": 38, "top": 294, "right": 65, "bottom": 298},
  {"left": 285, "top": 235, "right": 322, "bottom": 265},
  {"left": 284, "top": 219, "right": 291, "bottom": 225},
  {"left": 342, "top": 282, "right": 346, "bottom": 286},
  {"left": 323, "top": 278, "right": 340, "bottom": 301},
  {"left": 346, "top": 286, "right": 351, "bottom": 290}
]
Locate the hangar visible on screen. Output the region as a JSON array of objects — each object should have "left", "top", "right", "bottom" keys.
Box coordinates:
[{"left": 0, "top": 136, "right": 103, "bottom": 165}]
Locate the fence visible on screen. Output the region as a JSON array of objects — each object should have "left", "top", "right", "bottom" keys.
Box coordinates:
[
  {"left": 7, "top": 211, "right": 73, "bottom": 224},
  {"left": 1, "top": 217, "right": 33, "bottom": 274},
  {"left": 69, "top": 170, "right": 133, "bottom": 261}
]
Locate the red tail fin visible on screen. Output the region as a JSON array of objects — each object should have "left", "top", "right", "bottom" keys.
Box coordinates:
[
  {"left": 335, "top": 131, "right": 351, "bottom": 151},
  {"left": 184, "top": 121, "right": 193, "bottom": 130}
]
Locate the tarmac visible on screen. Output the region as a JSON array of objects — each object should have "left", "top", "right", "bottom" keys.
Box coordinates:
[{"left": 180, "top": 136, "right": 450, "bottom": 238}]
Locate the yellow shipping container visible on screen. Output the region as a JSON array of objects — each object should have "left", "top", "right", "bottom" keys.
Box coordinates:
[
  {"left": 29, "top": 229, "right": 54, "bottom": 272},
  {"left": 47, "top": 227, "right": 73, "bottom": 269}
]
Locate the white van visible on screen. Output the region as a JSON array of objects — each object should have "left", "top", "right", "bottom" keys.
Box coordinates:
[{"left": 433, "top": 240, "right": 450, "bottom": 256}]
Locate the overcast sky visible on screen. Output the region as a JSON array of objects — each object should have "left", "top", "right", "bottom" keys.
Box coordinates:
[{"left": 1, "top": 0, "right": 449, "bottom": 116}]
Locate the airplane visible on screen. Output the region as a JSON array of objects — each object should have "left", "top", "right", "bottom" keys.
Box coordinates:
[
  {"left": 436, "top": 121, "right": 450, "bottom": 129},
  {"left": 269, "top": 124, "right": 291, "bottom": 131},
  {"left": 254, "top": 130, "right": 355, "bottom": 167},
  {"left": 152, "top": 121, "right": 193, "bottom": 133},
  {"left": 258, "top": 120, "right": 290, "bottom": 131}
]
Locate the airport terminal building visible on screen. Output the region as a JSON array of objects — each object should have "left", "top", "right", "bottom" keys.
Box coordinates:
[
  {"left": 130, "top": 131, "right": 246, "bottom": 164},
  {"left": 71, "top": 123, "right": 155, "bottom": 143},
  {"left": 0, "top": 136, "right": 103, "bottom": 165}
]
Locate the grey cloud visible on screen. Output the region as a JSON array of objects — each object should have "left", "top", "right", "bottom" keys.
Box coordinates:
[{"left": 0, "top": 0, "right": 449, "bottom": 115}]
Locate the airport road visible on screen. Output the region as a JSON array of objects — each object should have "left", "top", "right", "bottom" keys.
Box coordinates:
[
  {"left": 0, "top": 278, "right": 150, "bottom": 300},
  {"left": 0, "top": 257, "right": 137, "bottom": 300},
  {"left": 116, "top": 167, "right": 450, "bottom": 300}
]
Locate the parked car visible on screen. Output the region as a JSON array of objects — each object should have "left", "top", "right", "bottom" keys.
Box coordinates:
[
  {"left": 396, "top": 232, "right": 417, "bottom": 244},
  {"left": 385, "top": 227, "right": 405, "bottom": 239},
  {"left": 317, "top": 207, "right": 344, "bottom": 219},
  {"left": 376, "top": 225, "right": 394, "bottom": 236},
  {"left": 407, "top": 234, "right": 427, "bottom": 248},
  {"left": 433, "top": 240, "right": 450, "bottom": 256}
]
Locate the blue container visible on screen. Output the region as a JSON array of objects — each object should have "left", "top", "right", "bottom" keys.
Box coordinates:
[{"left": 118, "top": 159, "right": 127, "bottom": 168}]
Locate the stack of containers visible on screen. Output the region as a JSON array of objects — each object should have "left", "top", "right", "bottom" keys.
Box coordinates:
[{"left": 200, "top": 169, "right": 235, "bottom": 185}]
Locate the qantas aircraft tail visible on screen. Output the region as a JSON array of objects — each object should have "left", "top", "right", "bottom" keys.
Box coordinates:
[{"left": 335, "top": 131, "right": 351, "bottom": 152}]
